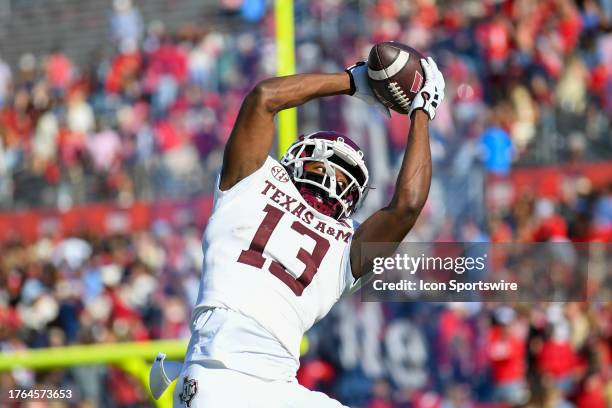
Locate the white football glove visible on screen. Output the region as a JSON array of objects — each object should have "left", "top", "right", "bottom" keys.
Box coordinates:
[
  {"left": 408, "top": 57, "right": 445, "bottom": 120},
  {"left": 346, "top": 61, "right": 391, "bottom": 117}
]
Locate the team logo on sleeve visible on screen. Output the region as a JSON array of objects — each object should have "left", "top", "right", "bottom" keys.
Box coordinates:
[
  {"left": 179, "top": 376, "right": 198, "bottom": 407},
  {"left": 271, "top": 166, "right": 289, "bottom": 182}
]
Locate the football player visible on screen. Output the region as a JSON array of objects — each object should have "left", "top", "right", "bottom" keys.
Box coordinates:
[{"left": 150, "top": 56, "right": 445, "bottom": 407}]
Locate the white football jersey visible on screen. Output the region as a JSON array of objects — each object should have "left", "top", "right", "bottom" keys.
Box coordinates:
[{"left": 193, "top": 156, "right": 357, "bottom": 360}]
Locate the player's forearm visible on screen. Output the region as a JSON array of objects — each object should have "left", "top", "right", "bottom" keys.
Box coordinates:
[
  {"left": 349, "top": 113, "right": 431, "bottom": 277},
  {"left": 388, "top": 111, "right": 432, "bottom": 217},
  {"left": 255, "top": 73, "right": 352, "bottom": 113},
  {"left": 219, "top": 73, "right": 351, "bottom": 191}
]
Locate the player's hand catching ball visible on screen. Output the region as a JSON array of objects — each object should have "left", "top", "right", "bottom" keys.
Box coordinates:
[
  {"left": 408, "top": 57, "right": 445, "bottom": 120},
  {"left": 346, "top": 61, "right": 391, "bottom": 117}
]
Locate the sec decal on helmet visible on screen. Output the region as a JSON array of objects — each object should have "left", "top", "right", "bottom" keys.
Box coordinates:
[{"left": 280, "top": 131, "right": 369, "bottom": 220}]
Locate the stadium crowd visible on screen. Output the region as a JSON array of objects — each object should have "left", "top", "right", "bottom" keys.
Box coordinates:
[
  {"left": 0, "top": 182, "right": 609, "bottom": 406},
  {"left": 0, "top": 0, "right": 610, "bottom": 407},
  {"left": 0, "top": 0, "right": 610, "bottom": 211}
]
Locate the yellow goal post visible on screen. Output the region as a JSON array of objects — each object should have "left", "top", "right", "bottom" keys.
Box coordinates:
[
  {"left": 0, "top": 340, "right": 186, "bottom": 407},
  {"left": 275, "top": 0, "right": 297, "bottom": 157}
]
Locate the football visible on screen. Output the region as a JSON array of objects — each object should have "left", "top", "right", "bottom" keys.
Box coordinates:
[{"left": 367, "top": 41, "right": 425, "bottom": 114}]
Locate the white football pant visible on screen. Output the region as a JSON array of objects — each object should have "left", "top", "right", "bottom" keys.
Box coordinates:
[{"left": 173, "top": 362, "right": 349, "bottom": 408}]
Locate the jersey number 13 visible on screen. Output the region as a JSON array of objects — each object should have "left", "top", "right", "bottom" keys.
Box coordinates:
[{"left": 237, "top": 204, "right": 330, "bottom": 296}]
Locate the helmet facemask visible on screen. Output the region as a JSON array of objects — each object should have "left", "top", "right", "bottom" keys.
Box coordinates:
[{"left": 280, "top": 133, "right": 369, "bottom": 220}]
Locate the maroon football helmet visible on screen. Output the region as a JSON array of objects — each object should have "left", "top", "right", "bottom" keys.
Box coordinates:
[{"left": 280, "top": 131, "right": 369, "bottom": 219}]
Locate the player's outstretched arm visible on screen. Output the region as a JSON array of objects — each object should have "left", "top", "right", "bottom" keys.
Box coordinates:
[
  {"left": 349, "top": 57, "right": 445, "bottom": 279},
  {"left": 219, "top": 73, "right": 352, "bottom": 191},
  {"left": 349, "top": 110, "right": 431, "bottom": 278}
]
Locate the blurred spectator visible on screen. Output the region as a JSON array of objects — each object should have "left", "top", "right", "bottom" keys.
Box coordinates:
[
  {"left": 486, "top": 307, "right": 528, "bottom": 406},
  {"left": 0, "top": 55, "right": 11, "bottom": 109},
  {"left": 67, "top": 87, "right": 95, "bottom": 136},
  {"left": 87, "top": 120, "right": 122, "bottom": 172},
  {"left": 592, "top": 185, "right": 612, "bottom": 239},
  {"left": 480, "top": 120, "right": 513, "bottom": 176},
  {"left": 45, "top": 47, "right": 73, "bottom": 96},
  {"left": 109, "top": 0, "right": 143, "bottom": 45},
  {"left": 536, "top": 305, "right": 581, "bottom": 394}
]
